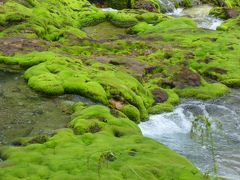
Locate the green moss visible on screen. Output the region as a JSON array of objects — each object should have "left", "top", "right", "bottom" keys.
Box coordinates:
[
  {"left": 0, "top": 51, "right": 57, "bottom": 67},
  {"left": 221, "top": 78, "right": 240, "bottom": 87},
  {"left": 95, "top": 71, "right": 153, "bottom": 119},
  {"left": 107, "top": 9, "right": 168, "bottom": 28},
  {"left": 64, "top": 80, "right": 109, "bottom": 105},
  {"left": 70, "top": 105, "right": 140, "bottom": 135},
  {"left": 23, "top": 57, "right": 153, "bottom": 115},
  {"left": 0, "top": 0, "right": 106, "bottom": 39},
  {"left": 144, "top": 17, "right": 197, "bottom": 33},
  {"left": 28, "top": 73, "right": 64, "bottom": 95},
  {"left": 107, "top": 11, "right": 138, "bottom": 28},
  {"left": 209, "top": 7, "right": 227, "bottom": 19},
  {"left": 129, "top": 22, "right": 153, "bottom": 34},
  {"left": 121, "top": 104, "right": 141, "bottom": 123},
  {"left": 149, "top": 89, "right": 180, "bottom": 114},
  {"left": 0, "top": 104, "right": 204, "bottom": 179},
  {"left": 175, "top": 82, "right": 230, "bottom": 100},
  {"left": 1, "top": 1, "right": 240, "bottom": 178},
  {"left": 217, "top": 15, "right": 240, "bottom": 31}
]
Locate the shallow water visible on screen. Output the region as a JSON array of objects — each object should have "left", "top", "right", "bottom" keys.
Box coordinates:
[
  {"left": 139, "top": 90, "right": 240, "bottom": 180},
  {"left": 167, "top": 5, "right": 223, "bottom": 30},
  {"left": 0, "top": 70, "right": 89, "bottom": 145},
  {"left": 82, "top": 22, "right": 127, "bottom": 40}
]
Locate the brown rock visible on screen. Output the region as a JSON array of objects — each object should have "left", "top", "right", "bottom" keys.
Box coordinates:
[
  {"left": 152, "top": 88, "right": 168, "bottom": 103},
  {"left": 109, "top": 98, "right": 124, "bottom": 110},
  {"left": 0, "top": 37, "right": 48, "bottom": 55},
  {"left": 162, "top": 79, "right": 175, "bottom": 88},
  {"left": 173, "top": 67, "right": 201, "bottom": 88},
  {"left": 134, "top": 0, "right": 158, "bottom": 12}
]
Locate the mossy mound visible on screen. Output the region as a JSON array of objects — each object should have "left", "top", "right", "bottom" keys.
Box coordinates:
[
  {"left": 149, "top": 89, "right": 180, "bottom": 114},
  {"left": 0, "top": 104, "right": 204, "bottom": 179},
  {"left": 130, "top": 17, "right": 197, "bottom": 34},
  {"left": 0, "top": 0, "right": 240, "bottom": 179},
  {"left": 106, "top": 9, "right": 168, "bottom": 28},
  {"left": 217, "top": 15, "right": 240, "bottom": 31},
  {"left": 0, "top": 0, "right": 106, "bottom": 40},
  {"left": 0, "top": 51, "right": 56, "bottom": 67},
  {"left": 120, "top": 104, "right": 141, "bottom": 123},
  {"left": 23, "top": 57, "right": 153, "bottom": 119}
]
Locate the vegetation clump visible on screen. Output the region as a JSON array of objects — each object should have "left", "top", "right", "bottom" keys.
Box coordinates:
[{"left": 0, "top": 0, "right": 240, "bottom": 179}]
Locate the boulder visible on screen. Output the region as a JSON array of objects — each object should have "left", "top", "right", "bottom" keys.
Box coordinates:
[{"left": 152, "top": 88, "right": 168, "bottom": 103}]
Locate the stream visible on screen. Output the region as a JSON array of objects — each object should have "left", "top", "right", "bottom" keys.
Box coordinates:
[
  {"left": 139, "top": 90, "right": 240, "bottom": 179},
  {"left": 102, "top": 2, "right": 223, "bottom": 30},
  {"left": 166, "top": 4, "right": 223, "bottom": 30},
  {"left": 139, "top": 2, "right": 238, "bottom": 179},
  {"left": 0, "top": 70, "right": 91, "bottom": 145}
]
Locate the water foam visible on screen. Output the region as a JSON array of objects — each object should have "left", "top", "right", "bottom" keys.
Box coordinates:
[{"left": 139, "top": 90, "right": 240, "bottom": 179}]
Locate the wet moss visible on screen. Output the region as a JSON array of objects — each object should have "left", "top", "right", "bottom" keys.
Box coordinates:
[
  {"left": 0, "top": 51, "right": 56, "bottom": 67},
  {"left": 0, "top": 0, "right": 106, "bottom": 40},
  {"left": 0, "top": 0, "right": 240, "bottom": 178},
  {"left": 149, "top": 89, "right": 180, "bottom": 113},
  {"left": 0, "top": 105, "right": 204, "bottom": 179},
  {"left": 121, "top": 104, "right": 141, "bottom": 123},
  {"left": 175, "top": 82, "right": 230, "bottom": 100}
]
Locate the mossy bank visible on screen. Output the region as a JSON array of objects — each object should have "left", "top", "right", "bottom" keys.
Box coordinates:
[{"left": 0, "top": 0, "right": 240, "bottom": 179}]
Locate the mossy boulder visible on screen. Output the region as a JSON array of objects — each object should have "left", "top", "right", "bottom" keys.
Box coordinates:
[
  {"left": 175, "top": 82, "right": 230, "bottom": 100},
  {"left": 106, "top": 9, "right": 168, "bottom": 28},
  {"left": 149, "top": 89, "right": 180, "bottom": 113},
  {"left": 28, "top": 73, "right": 64, "bottom": 95},
  {"left": 120, "top": 104, "right": 141, "bottom": 123},
  {"left": 0, "top": 0, "right": 106, "bottom": 40},
  {"left": 23, "top": 57, "right": 153, "bottom": 119},
  {"left": 1, "top": 0, "right": 240, "bottom": 179}
]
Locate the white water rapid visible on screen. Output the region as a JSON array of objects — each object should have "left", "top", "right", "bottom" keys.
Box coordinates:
[
  {"left": 139, "top": 90, "right": 240, "bottom": 180},
  {"left": 166, "top": 4, "right": 223, "bottom": 30}
]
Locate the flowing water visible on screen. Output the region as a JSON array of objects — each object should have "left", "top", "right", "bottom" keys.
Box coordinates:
[
  {"left": 100, "top": 1, "right": 223, "bottom": 30},
  {"left": 139, "top": 90, "right": 240, "bottom": 180},
  {"left": 166, "top": 4, "right": 223, "bottom": 30},
  {"left": 0, "top": 70, "right": 91, "bottom": 145}
]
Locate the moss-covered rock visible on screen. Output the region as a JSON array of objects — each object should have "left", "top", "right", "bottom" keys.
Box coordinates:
[
  {"left": 201, "top": 0, "right": 240, "bottom": 8},
  {"left": 149, "top": 89, "right": 180, "bottom": 113},
  {"left": 106, "top": 9, "right": 168, "bottom": 28},
  {"left": 175, "top": 82, "right": 230, "bottom": 100},
  {"left": 1, "top": 0, "right": 240, "bottom": 179},
  {"left": 0, "top": 104, "right": 204, "bottom": 179},
  {"left": 121, "top": 104, "right": 141, "bottom": 123},
  {"left": 0, "top": 0, "right": 106, "bottom": 40},
  {"left": 23, "top": 57, "right": 153, "bottom": 118}
]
